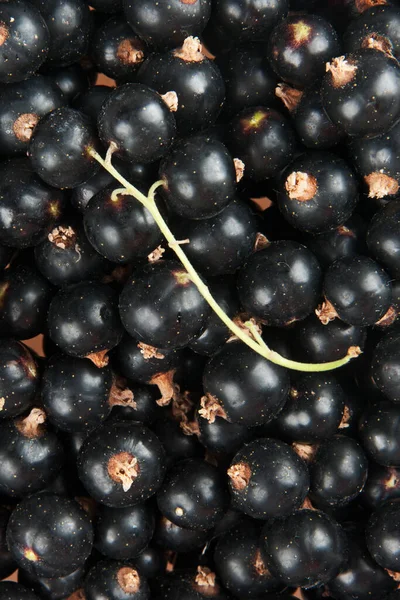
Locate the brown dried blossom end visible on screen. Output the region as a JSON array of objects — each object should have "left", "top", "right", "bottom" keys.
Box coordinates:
[
  {"left": 109, "top": 377, "right": 136, "bottom": 409},
  {"left": 292, "top": 442, "right": 318, "bottom": 462},
  {"left": 254, "top": 549, "right": 269, "bottom": 576},
  {"left": 315, "top": 299, "right": 339, "bottom": 325},
  {"left": 195, "top": 566, "right": 217, "bottom": 592},
  {"left": 86, "top": 349, "right": 109, "bottom": 368},
  {"left": 67, "top": 590, "right": 86, "bottom": 600},
  {"left": 48, "top": 226, "right": 79, "bottom": 251},
  {"left": 365, "top": 172, "right": 399, "bottom": 199},
  {"left": 16, "top": 408, "right": 46, "bottom": 439},
  {"left": 285, "top": 171, "right": 318, "bottom": 201},
  {"left": 376, "top": 305, "right": 398, "bottom": 328},
  {"left": 337, "top": 225, "right": 355, "bottom": 238},
  {"left": 326, "top": 56, "right": 357, "bottom": 88},
  {"left": 180, "top": 418, "right": 200, "bottom": 436},
  {"left": 117, "top": 39, "right": 145, "bottom": 66},
  {"left": 148, "top": 245, "right": 165, "bottom": 262},
  {"left": 137, "top": 342, "right": 165, "bottom": 360},
  {"left": 361, "top": 33, "right": 394, "bottom": 58},
  {"left": 254, "top": 232, "right": 270, "bottom": 252},
  {"left": 198, "top": 394, "right": 228, "bottom": 423},
  {"left": 13, "top": 113, "right": 40, "bottom": 142},
  {"left": 275, "top": 83, "right": 303, "bottom": 112},
  {"left": 24, "top": 547, "right": 40, "bottom": 562},
  {"left": 227, "top": 314, "right": 263, "bottom": 343},
  {"left": 117, "top": 567, "right": 141, "bottom": 593},
  {"left": 347, "top": 346, "right": 362, "bottom": 359},
  {"left": 150, "top": 369, "right": 177, "bottom": 406},
  {"left": 234, "top": 158, "right": 245, "bottom": 182},
  {"left": 174, "top": 36, "right": 204, "bottom": 62},
  {"left": 108, "top": 452, "right": 139, "bottom": 492},
  {"left": 0, "top": 23, "right": 9, "bottom": 46},
  {"left": 161, "top": 91, "right": 178, "bottom": 112},
  {"left": 355, "top": 0, "right": 388, "bottom": 13},
  {"left": 339, "top": 405, "right": 351, "bottom": 429},
  {"left": 386, "top": 569, "right": 400, "bottom": 582},
  {"left": 227, "top": 462, "right": 251, "bottom": 491},
  {"left": 301, "top": 497, "right": 315, "bottom": 510},
  {"left": 0, "top": 397, "right": 4, "bottom": 411}
]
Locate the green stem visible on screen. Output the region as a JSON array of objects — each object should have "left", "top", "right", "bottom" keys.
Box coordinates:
[{"left": 89, "top": 147, "right": 360, "bottom": 373}]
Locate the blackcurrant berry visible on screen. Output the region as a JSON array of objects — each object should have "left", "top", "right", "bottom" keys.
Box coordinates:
[
  {"left": 359, "top": 400, "right": 400, "bottom": 467},
  {"left": 366, "top": 498, "right": 400, "bottom": 572},
  {"left": 0, "top": 339, "right": 39, "bottom": 420},
  {"left": 371, "top": 329, "right": 400, "bottom": 402},
  {"left": 84, "top": 559, "right": 150, "bottom": 600}
]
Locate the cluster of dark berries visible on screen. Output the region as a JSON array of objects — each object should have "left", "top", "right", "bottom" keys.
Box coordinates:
[{"left": 1, "top": 0, "right": 400, "bottom": 599}]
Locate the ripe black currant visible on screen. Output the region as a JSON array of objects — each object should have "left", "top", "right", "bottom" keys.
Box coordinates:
[
  {"left": 360, "top": 462, "right": 400, "bottom": 511},
  {"left": 359, "top": 400, "right": 400, "bottom": 467},
  {"left": 371, "top": 329, "right": 400, "bottom": 402},
  {"left": 366, "top": 498, "right": 400, "bottom": 572},
  {"left": 367, "top": 201, "right": 400, "bottom": 279},
  {"left": 0, "top": 339, "right": 39, "bottom": 420},
  {"left": 154, "top": 515, "right": 209, "bottom": 553},
  {"left": 343, "top": 5, "right": 400, "bottom": 61},
  {"left": 84, "top": 559, "right": 150, "bottom": 600}
]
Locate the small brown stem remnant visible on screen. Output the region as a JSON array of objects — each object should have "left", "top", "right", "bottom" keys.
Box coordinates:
[
  {"left": 117, "top": 39, "right": 145, "bottom": 65},
  {"left": 365, "top": 172, "right": 399, "bottom": 199},
  {"left": 108, "top": 452, "right": 139, "bottom": 492},
  {"left": 292, "top": 442, "right": 318, "bottom": 462},
  {"left": 13, "top": 113, "right": 39, "bottom": 142},
  {"left": 326, "top": 56, "right": 357, "bottom": 88},
  {"left": 24, "top": 547, "right": 40, "bottom": 562},
  {"left": 301, "top": 497, "right": 315, "bottom": 510},
  {"left": 165, "top": 550, "right": 177, "bottom": 572},
  {"left": 315, "top": 299, "right": 339, "bottom": 325},
  {"left": 117, "top": 567, "right": 141, "bottom": 593},
  {"left": 254, "top": 549, "right": 269, "bottom": 576},
  {"left": 386, "top": 469, "right": 399, "bottom": 490},
  {"left": 0, "top": 22, "right": 9, "bottom": 46},
  {"left": 148, "top": 245, "right": 165, "bottom": 262},
  {"left": 275, "top": 83, "right": 303, "bottom": 112},
  {"left": 109, "top": 376, "right": 136, "bottom": 409},
  {"left": 386, "top": 569, "right": 400, "bottom": 582},
  {"left": 48, "top": 226, "right": 80, "bottom": 252},
  {"left": 161, "top": 91, "right": 178, "bottom": 112},
  {"left": 175, "top": 506, "right": 184, "bottom": 516},
  {"left": 234, "top": 158, "right": 245, "bottom": 182},
  {"left": 227, "top": 314, "right": 263, "bottom": 343},
  {"left": 67, "top": 589, "right": 86, "bottom": 600},
  {"left": 355, "top": 0, "right": 388, "bottom": 13},
  {"left": 138, "top": 342, "right": 165, "bottom": 360},
  {"left": 198, "top": 394, "right": 228, "bottom": 423},
  {"left": 254, "top": 233, "right": 270, "bottom": 252},
  {"left": 376, "top": 305, "right": 398, "bottom": 328},
  {"left": 339, "top": 405, "right": 351, "bottom": 429},
  {"left": 150, "top": 369, "right": 177, "bottom": 406},
  {"left": 361, "top": 33, "right": 394, "bottom": 58},
  {"left": 285, "top": 171, "right": 318, "bottom": 201},
  {"left": 174, "top": 36, "right": 204, "bottom": 62},
  {"left": 195, "top": 566, "right": 217, "bottom": 589},
  {"left": 0, "top": 397, "right": 4, "bottom": 411},
  {"left": 181, "top": 418, "right": 200, "bottom": 436},
  {"left": 86, "top": 349, "right": 109, "bottom": 368},
  {"left": 347, "top": 346, "right": 362, "bottom": 359},
  {"left": 337, "top": 225, "right": 355, "bottom": 238},
  {"left": 16, "top": 408, "right": 46, "bottom": 439},
  {"left": 227, "top": 462, "right": 251, "bottom": 490}
]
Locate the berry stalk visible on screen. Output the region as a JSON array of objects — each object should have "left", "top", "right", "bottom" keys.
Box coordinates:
[{"left": 89, "top": 146, "right": 360, "bottom": 373}]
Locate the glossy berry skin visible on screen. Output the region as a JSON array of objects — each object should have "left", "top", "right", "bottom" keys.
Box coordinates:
[
  {"left": 216, "top": 43, "right": 279, "bottom": 120},
  {"left": 157, "top": 458, "right": 228, "bottom": 531},
  {"left": 0, "top": 407, "right": 64, "bottom": 498},
  {"left": 228, "top": 107, "right": 297, "bottom": 182},
  {"left": 47, "top": 63, "right": 90, "bottom": 103},
  {"left": 275, "top": 373, "right": 345, "bottom": 443},
  {"left": 153, "top": 417, "right": 203, "bottom": 469},
  {"left": 73, "top": 85, "right": 113, "bottom": 125},
  {"left": 29, "top": 0, "right": 92, "bottom": 68},
  {"left": 214, "top": 520, "right": 283, "bottom": 598},
  {"left": 343, "top": 6, "right": 400, "bottom": 61},
  {"left": 109, "top": 382, "right": 160, "bottom": 426},
  {"left": 262, "top": 509, "right": 347, "bottom": 588},
  {"left": 268, "top": 14, "right": 341, "bottom": 89},
  {"left": 18, "top": 565, "right": 86, "bottom": 600},
  {"left": 119, "top": 260, "right": 210, "bottom": 350},
  {"left": 159, "top": 134, "right": 236, "bottom": 219},
  {"left": 0, "top": 582, "right": 40, "bottom": 600},
  {"left": 84, "top": 187, "right": 164, "bottom": 264},
  {"left": 371, "top": 330, "right": 400, "bottom": 402},
  {"left": 0, "top": 340, "right": 39, "bottom": 419},
  {"left": 237, "top": 241, "right": 321, "bottom": 326},
  {"left": 366, "top": 499, "right": 400, "bottom": 572},
  {"left": 359, "top": 401, "right": 400, "bottom": 467},
  {"left": 41, "top": 354, "right": 113, "bottom": 432},
  {"left": 202, "top": 340, "right": 289, "bottom": 427},
  {"left": 154, "top": 515, "right": 209, "bottom": 552},
  {"left": 156, "top": 569, "right": 230, "bottom": 600},
  {"left": 98, "top": 83, "right": 176, "bottom": 164},
  {"left": 91, "top": 16, "right": 146, "bottom": 82},
  {"left": 171, "top": 200, "right": 258, "bottom": 276},
  {"left": 123, "top": 0, "right": 211, "bottom": 49},
  {"left": 47, "top": 281, "right": 123, "bottom": 359},
  {"left": 6, "top": 493, "right": 93, "bottom": 578},
  {"left": 293, "top": 84, "right": 345, "bottom": 149},
  {"left": 77, "top": 421, "right": 166, "bottom": 507},
  {"left": 137, "top": 42, "right": 225, "bottom": 135},
  {"left": 0, "top": 1, "right": 49, "bottom": 83},
  {"left": 360, "top": 462, "right": 400, "bottom": 511},
  {"left": 327, "top": 530, "right": 397, "bottom": 600},
  {"left": 85, "top": 559, "right": 150, "bottom": 600},
  {"left": 134, "top": 545, "right": 164, "bottom": 580},
  {"left": 94, "top": 503, "right": 154, "bottom": 560},
  {"left": 367, "top": 201, "right": 400, "bottom": 279},
  {"left": 228, "top": 438, "right": 309, "bottom": 519},
  {"left": 292, "top": 314, "right": 367, "bottom": 362},
  {"left": 323, "top": 256, "right": 392, "bottom": 326},
  {"left": 309, "top": 434, "right": 368, "bottom": 508},
  {"left": 197, "top": 410, "right": 249, "bottom": 456},
  {"left": 0, "top": 158, "right": 65, "bottom": 249},
  {"left": 277, "top": 152, "right": 358, "bottom": 234},
  {"left": 0, "top": 74, "right": 66, "bottom": 158},
  {"left": 0, "top": 507, "right": 17, "bottom": 580},
  {"left": 0, "top": 263, "right": 54, "bottom": 340},
  {"left": 28, "top": 107, "right": 101, "bottom": 189},
  {"left": 321, "top": 49, "right": 400, "bottom": 138},
  {"left": 349, "top": 117, "right": 400, "bottom": 202},
  {"left": 34, "top": 220, "right": 112, "bottom": 287}
]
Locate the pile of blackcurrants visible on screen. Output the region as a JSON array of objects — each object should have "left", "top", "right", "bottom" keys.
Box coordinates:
[{"left": 0, "top": 0, "right": 400, "bottom": 598}]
